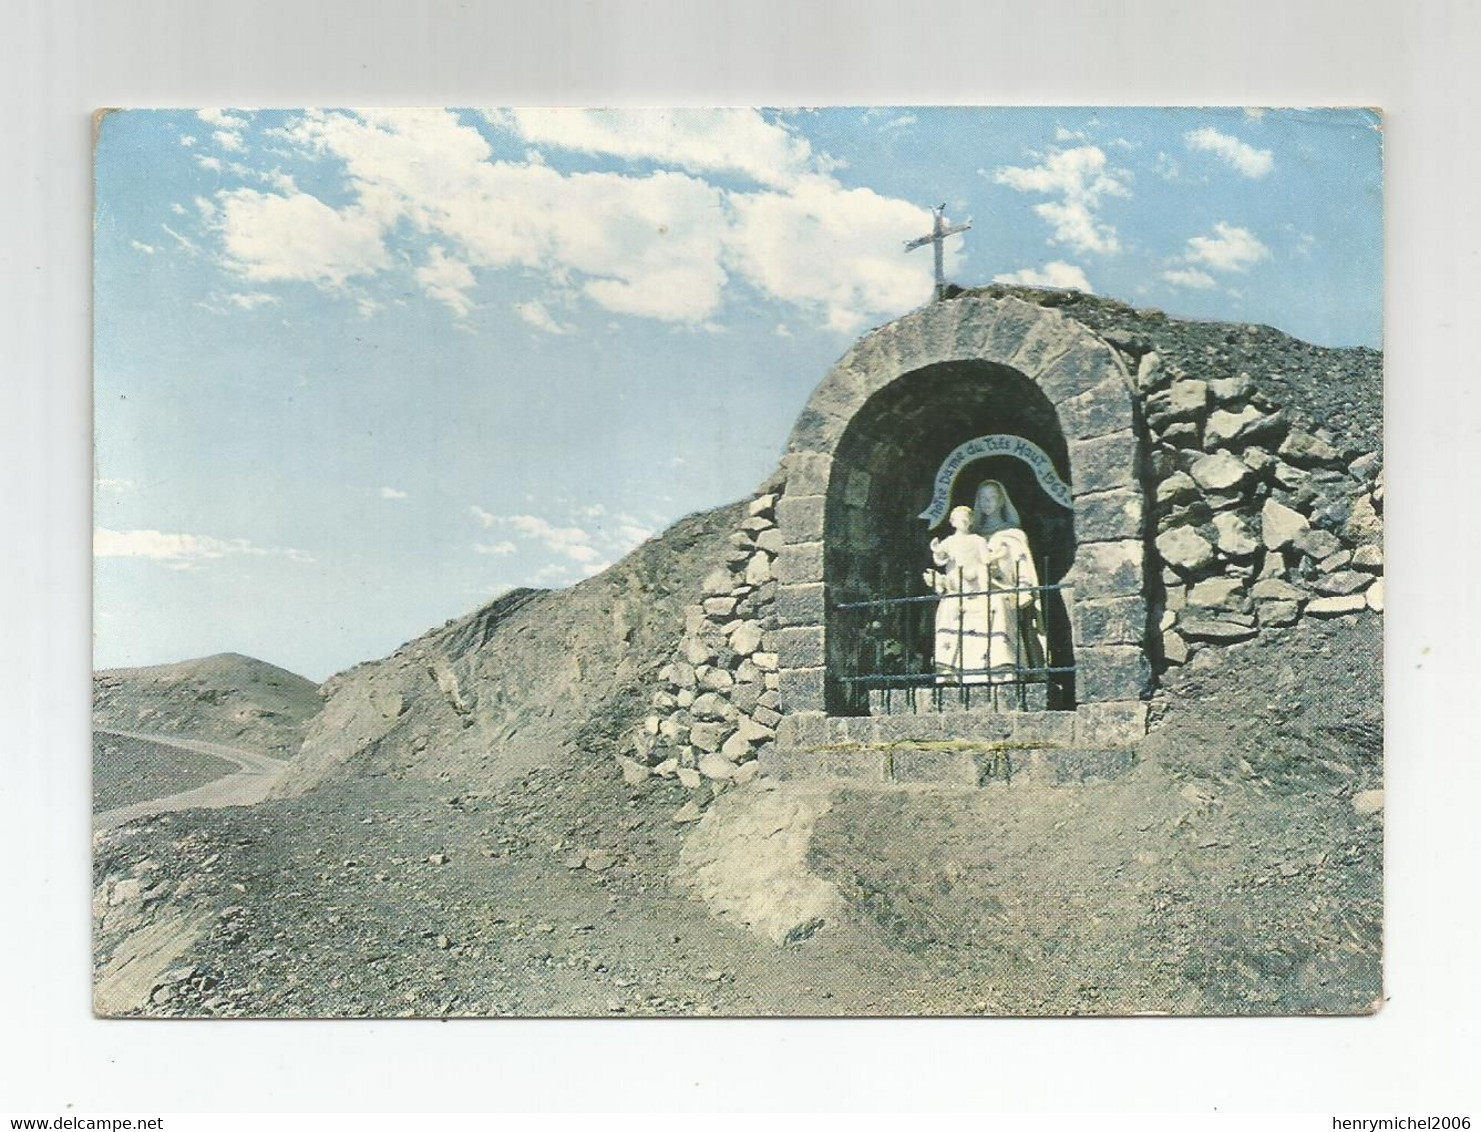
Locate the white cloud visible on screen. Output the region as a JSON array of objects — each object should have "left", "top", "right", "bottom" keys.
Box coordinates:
[
  {"left": 415, "top": 247, "right": 477, "bottom": 317},
  {"left": 488, "top": 108, "right": 819, "bottom": 189},
  {"left": 1243, "top": 108, "right": 1267, "bottom": 121},
  {"left": 179, "top": 135, "right": 196, "bottom": 148},
  {"left": 196, "top": 155, "right": 223, "bottom": 173},
  {"left": 160, "top": 224, "right": 200, "bottom": 254},
  {"left": 774, "top": 323, "right": 792, "bottom": 338},
  {"left": 198, "top": 109, "right": 249, "bottom": 130},
  {"left": 727, "top": 177, "right": 939, "bottom": 333},
  {"left": 96, "top": 478, "right": 134, "bottom": 492},
  {"left": 1054, "top": 127, "right": 1088, "bottom": 143},
  {"left": 1161, "top": 268, "right": 1218, "bottom": 290},
  {"left": 514, "top": 299, "right": 571, "bottom": 335},
  {"left": 1184, "top": 127, "right": 1275, "bottom": 179},
  {"left": 214, "top": 130, "right": 245, "bottom": 153},
  {"left": 1153, "top": 152, "right": 1181, "bottom": 181},
  {"left": 129, "top": 240, "right": 157, "bottom": 255},
  {"left": 506, "top": 514, "right": 600, "bottom": 562},
  {"left": 222, "top": 291, "right": 280, "bottom": 310},
  {"left": 94, "top": 527, "right": 313, "bottom": 565},
  {"left": 215, "top": 188, "right": 390, "bottom": 287},
  {"left": 1184, "top": 222, "right": 1272, "bottom": 272},
  {"left": 379, "top": 486, "right": 409, "bottom": 500},
  {"left": 470, "top": 505, "right": 497, "bottom": 529},
  {"left": 991, "top": 145, "right": 1131, "bottom": 256},
  {"left": 199, "top": 109, "right": 939, "bottom": 332},
  {"left": 473, "top": 541, "right": 517, "bottom": 556},
  {"left": 880, "top": 114, "right": 917, "bottom": 131},
  {"left": 993, "top": 261, "right": 1093, "bottom": 291}
]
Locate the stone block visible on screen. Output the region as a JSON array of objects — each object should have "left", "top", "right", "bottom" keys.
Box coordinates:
[
  {"left": 1168, "top": 378, "right": 1210, "bottom": 418},
  {"left": 1258, "top": 600, "right": 1300, "bottom": 627},
  {"left": 930, "top": 712, "right": 1019, "bottom": 744},
  {"left": 888, "top": 748, "right": 980, "bottom": 788},
  {"left": 1027, "top": 746, "right": 1139, "bottom": 785},
  {"left": 1204, "top": 406, "right": 1285, "bottom": 449},
  {"left": 1187, "top": 576, "right": 1250, "bottom": 613},
  {"left": 1209, "top": 374, "right": 1255, "bottom": 403},
  {"left": 1067, "top": 539, "right": 1144, "bottom": 600},
  {"left": 871, "top": 713, "right": 948, "bottom": 744},
  {"left": 1076, "top": 488, "right": 1145, "bottom": 542},
  {"left": 1366, "top": 579, "right": 1385, "bottom": 612},
  {"left": 842, "top": 326, "right": 905, "bottom": 388},
  {"left": 1293, "top": 528, "right": 1343, "bottom": 561},
  {"left": 689, "top": 722, "right": 728, "bottom": 753},
  {"left": 1307, "top": 594, "right": 1368, "bottom": 618},
  {"left": 1162, "top": 630, "right": 1189, "bottom": 665},
  {"left": 1034, "top": 340, "right": 1116, "bottom": 404},
  {"left": 785, "top": 403, "right": 850, "bottom": 456},
  {"left": 1189, "top": 452, "right": 1252, "bottom": 493},
  {"left": 1213, "top": 512, "right": 1258, "bottom": 557},
  {"left": 1069, "top": 430, "right": 1139, "bottom": 494},
  {"left": 754, "top": 527, "right": 784, "bottom": 555},
  {"left": 775, "top": 712, "right": 828, "bottom": 749},
  {"left": 777, "top": 666, "right": 826, "bottom": 713},
  {"left": 773, "top": 542, "right": 824, "bottom": 586},
  {"left": 1075, "top": 701, "right": 1148, "bottom": 746},
  {"left": 1076, "top": 645, "right": 1152, "bottom": 703},
  {"left": 1057, "top": 375, "right": 1135, "bottom": 441},
  {"left": 974, "top": 298, "right": 1042, "bottom": 362},
  {"left": 1074, "top": 595, "right": 1147, "bottom": 647},
  {"left": 1155, "top": 526, "right": 1215, "bottom": 575},
  {"left": 776, "top": 493, "right": 826, "bottom": 544},
  {"left": 744, "top": 552, "right": 773, "bottom": 586},
  {"left": 1178, "top": 617, "right": 1258, "bottom": 643},
  {"left": 1314, "top": 570, "right": 1372, "bottom": 597},
  {"left": 1351, "top": 543, "right": 1383, "bottom": 571},
  {"left": 763, "top": 745, "right": 889, "bottom": 784},
  {"left": 770, "top": 625, "right": 825, "bottom": 669},
  {"left": 727, "top": 619, "right": 764, "bottom": 656},
  {"left": 1156, "top": 471, "right": 1198, "bottom": 507},
  {"left": 774, "top": 583, "right": 826, "bottom": 627},
  {"left": 1345, "top": 494, "right": 1383, "bottom": 542},
  {"left": 780, "top": 451, "right": 833, "bottom": 497},
  {"left": 1260, "top": 498, "right": 1309, "bottom": 550},
  {"left": 1279, "top": 430, "right": 1342, "bottom": 467},
  {"left": 1252, "top": 578, "right": 1305, "bottom": 602}
]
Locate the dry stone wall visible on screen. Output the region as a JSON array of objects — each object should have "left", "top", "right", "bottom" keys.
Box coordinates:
[
  {"left": 1134, "top": 350, "right": 1384, "bottom": 668},
  {"left": 616, "top": 492, "right": 784, "bottom": 815}
]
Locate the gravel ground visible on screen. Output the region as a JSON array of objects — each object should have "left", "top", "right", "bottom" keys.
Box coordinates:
[
  {"left": 93, "top": 733, "right": 236, "bottom": 813},
  {"left": 93, "top": 613, "right": 1381, "bottom": 1019}
]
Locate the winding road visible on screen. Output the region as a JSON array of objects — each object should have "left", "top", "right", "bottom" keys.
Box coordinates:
[{"left": 93, "top": 728, "right": 291, "bottom": 830}]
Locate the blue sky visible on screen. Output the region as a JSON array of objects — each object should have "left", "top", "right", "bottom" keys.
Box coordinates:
[{"left": 93, "top": 106, "right": 1382, "bottom": 681}]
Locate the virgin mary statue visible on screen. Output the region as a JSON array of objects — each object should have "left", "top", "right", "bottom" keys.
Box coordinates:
[{"left": 925, "top": 480, "right": 1048, "bottom": 685}]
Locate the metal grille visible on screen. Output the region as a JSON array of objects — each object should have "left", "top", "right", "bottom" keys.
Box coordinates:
[{"left": 832, "top": 560, "right": 1074, "bottom": 714}]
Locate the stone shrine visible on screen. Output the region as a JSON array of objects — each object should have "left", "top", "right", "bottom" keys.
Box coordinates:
[{"left": 625, "top": 287, "right": 1385, "bottom": 796}]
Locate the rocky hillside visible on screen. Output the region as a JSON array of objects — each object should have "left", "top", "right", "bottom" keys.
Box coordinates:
[
  {"left": 93, "top": 653, "right": 321, "bottom": 758},
  {"left": 92, "top": 288, "right": 1384, "bottom": 1018},
  {"left": 274, "top": 501, "right": 749, "bottom": 797}
]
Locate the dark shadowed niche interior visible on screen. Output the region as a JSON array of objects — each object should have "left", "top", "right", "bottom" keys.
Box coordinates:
[{"left": 824, "top": 359, "right": 1078, "bottom": 714}]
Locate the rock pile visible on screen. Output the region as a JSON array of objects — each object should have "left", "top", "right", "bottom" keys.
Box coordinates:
[
  {"left": 1137, "top": 353, "right": 1384, "bottom": 667},
  {"left": 616, "top": 493, "right": 784, "bottom": 816}
]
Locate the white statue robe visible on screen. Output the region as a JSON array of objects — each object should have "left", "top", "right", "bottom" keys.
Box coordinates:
[
  {"left": 930, "top": 526, "right": 1047, "bottom": 685},
  {"left": 929, "top": 530, "right": 993, "bottom": 684},
  {"left": 982, "top": 527, "right": 1048, "bottom": 681}
]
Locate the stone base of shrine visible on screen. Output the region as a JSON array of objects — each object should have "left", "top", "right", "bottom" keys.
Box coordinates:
[{"left": 761, "top": 701, "right": 1145, "bottom": 789}]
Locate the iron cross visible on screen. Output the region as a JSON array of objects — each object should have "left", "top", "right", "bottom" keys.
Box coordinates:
[{"left": 904, "top": 204, "right": 971, "bottom": 300}]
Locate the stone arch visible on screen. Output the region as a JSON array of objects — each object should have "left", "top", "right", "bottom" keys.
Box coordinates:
[{"left": 771, "top": 295, "right": 1151, "bottom": 719}]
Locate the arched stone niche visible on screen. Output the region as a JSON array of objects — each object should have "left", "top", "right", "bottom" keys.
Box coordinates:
[{"left": 771, "top": 295, "right": 1152, "bottom": 729}]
